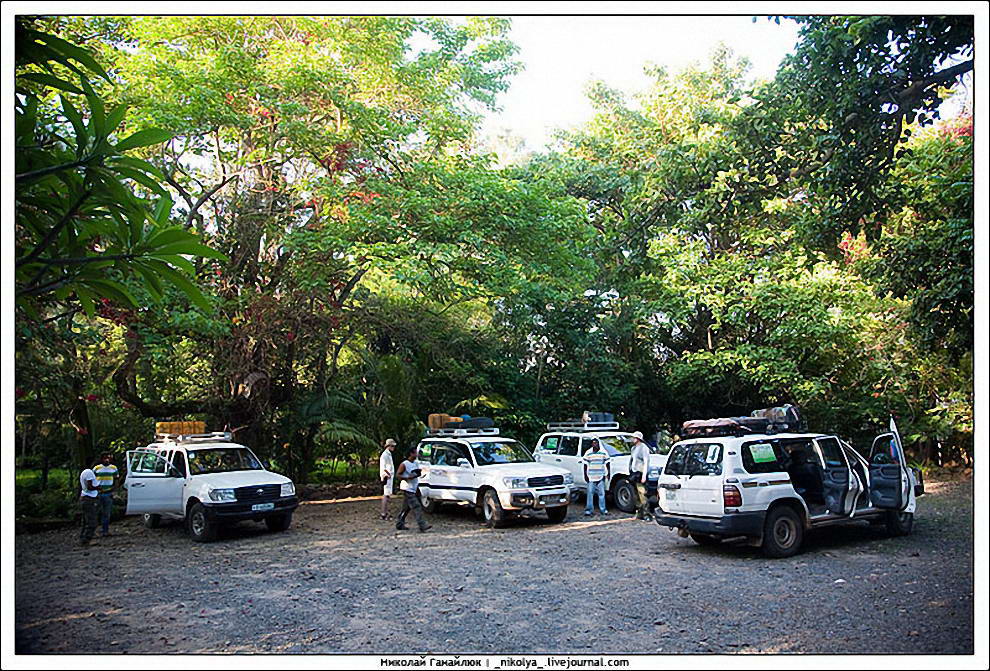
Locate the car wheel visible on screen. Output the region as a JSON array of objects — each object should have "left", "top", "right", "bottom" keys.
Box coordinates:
[
  {"left": 546, "top": 505, "right": 568, "bottom": 524},
  {"left": 482, "top": 490, "right": 506, "bottom": 528},
  {"left": 264, "top": 513, "right": 292, "bottom": 532},
  {"left": 422, "top": 496, "right": 442, "bottom": 514},
  {"left": 187, "top": 502, "right": 217, "bottom": 542},
  {"left": 761, "top": 506, "right": 804, "bottom": 558},
  {"left": 612, "top": 477, "right": 636, "bottom": 513},
  {"left": 142, "top": 513, "right": 162, "bottom": 529},
  {"left": 884, "top": 510, "right": 913, "bottom": 536},
  {"left": 690, "top": 532, "right": 721, "bottom": 546}
]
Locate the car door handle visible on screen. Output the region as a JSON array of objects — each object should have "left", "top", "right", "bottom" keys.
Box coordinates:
[
  {"left": 130, "top": 482, "right": 145, "bottom": 488},
  {"left": 658, "top": 483, "right": 680, "bottom": 490},
  {"left": 553, "top": 458, "right": 561, "bottom": 462}
]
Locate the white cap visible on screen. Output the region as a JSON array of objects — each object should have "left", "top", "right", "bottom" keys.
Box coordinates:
[
  {"left": 632, "top": 431, "right": 644, "bottom": 440},
  {"left": 385, "top": 438, "right": 397, "bottom": 447}
]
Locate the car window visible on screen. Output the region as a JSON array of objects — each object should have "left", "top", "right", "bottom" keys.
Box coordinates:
[
  {"left": 417, "top": 442, "right": 433, "bottom": 463},
  {"left": 664, "top": 443, "right": 723, "bottom": 476},
  {"left": 870, "top": 435, "right": 900, "bottom": 465},
  {"left": 187, "top": 448, "right": 262, "bottom": 475},
  {"left": 741, "top": 441, "right": 787, "bottom": 474},
  {"left": 816, "top": 437, "right": 847, "bottom": 468},
  {"left": 469, "top": 440, "right": 534, "bottom": 465},
  {"left": 558, "top": 436, "right": 580, "bottom": 457},
  {"left": 131, "top": 451, "right": 168, "bottom": 475},
  {"left": 171, "top": 451, "right": 187, "bottom": 477},
  {"left": 580, "top": 438, "right": 597, "bottom": 455},
  {"left": 540, "top": 436, "right": 559, "bottom": 453}
]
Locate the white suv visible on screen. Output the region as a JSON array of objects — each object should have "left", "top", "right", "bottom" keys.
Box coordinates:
[
  {"left": 654, "top": 422, "right": 923, "bottom": 557},
  {"left": 533, "top": 421, "right": 667, "bottom": 512},
  {"left": 124, "top": 432, "right": 298, "bottom": 542},
  {"left": 416, "top": 427, "right": 573, "bottom": 528}
]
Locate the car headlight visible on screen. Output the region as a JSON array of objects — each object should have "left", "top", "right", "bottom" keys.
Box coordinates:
[
  {"left": 503, "top": 477, "right": 528, "bottom": 489},
  {"left": 280, "top": 482, "right": 295, "bottom": 497},
  {"left": 208, "top": 488, "right": 236, "bottom": 502},
  {"left": 563, "top": 473, "right": 574, "bottom": 485}
]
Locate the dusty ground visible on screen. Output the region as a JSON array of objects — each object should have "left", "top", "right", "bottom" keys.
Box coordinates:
[{"left": 15, "top": 480, "right": 973, "bottom": 654}]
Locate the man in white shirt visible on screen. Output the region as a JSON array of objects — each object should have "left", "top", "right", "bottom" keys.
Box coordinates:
[
  {"left": 78, "top": 466, "right": 100, "bottom": 545},
  {"left": 379, "top": 438, "right": 396, "bottom": 520},
  {"left": 582, "top": 438, "right": 610, "bottom": 517},
  {"left": 629, "top": 431, "right": 653, "bottom": 521}
]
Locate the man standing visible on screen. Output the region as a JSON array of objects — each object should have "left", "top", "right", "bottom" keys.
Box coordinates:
[
  {"left": 78, "top": 464, "right": 100, "bottom": 545},
  {"left": 629, "top": 431, "right": 653, "bottom": 521},
  {"left": 93, "top": 452, "right": 119, "bottom": 536},
  {"left": 395, "top": 447, "right": 431, "bottom": 532},
  {"left": 582, "top": 438, "right": 610, "bottom": 517},
  {"left": 379, "top": 438, "right": 396, "bottom": 520}
]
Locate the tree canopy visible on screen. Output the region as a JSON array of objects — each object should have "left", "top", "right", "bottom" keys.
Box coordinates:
[{"left": 14, "top": 15, "right": 974, "bottom": 492}]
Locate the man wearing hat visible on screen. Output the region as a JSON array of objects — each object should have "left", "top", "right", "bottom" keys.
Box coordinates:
[
  {"left": 379, "top": 438, "right": 397, "bottom": 520},
  {"left": 629, "top": 431, "right": 653, "bottom": 520}
]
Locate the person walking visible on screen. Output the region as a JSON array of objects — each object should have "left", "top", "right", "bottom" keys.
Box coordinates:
[
  {"left": 395, "top": 447, "right": 431, "bottom": 532},
  {"left": 379, "top": 438, "right": 396, "bottom": 520},
  {"left": 629, "top": 431, "right": 653, "bottom": 520},
  {"left": 78, "top": 464, "right": 100, "bottom": 545},
  {"left": 582, "top": 438, "right": 610, "bottom": 517},
  {"left": 93, "top": 452, "right": 119, "bottom": 537}
]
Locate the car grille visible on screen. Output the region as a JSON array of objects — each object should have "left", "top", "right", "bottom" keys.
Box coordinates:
[
  {"left": 234, "top": 484, "right": 281, "bottom": 502},
  {"left": 528, "top": 475, "right": 564, "bottom": 488}
]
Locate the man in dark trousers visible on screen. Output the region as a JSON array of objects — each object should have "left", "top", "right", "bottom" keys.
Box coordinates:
[
  {"left": 395, "top": 447, "right": 431, "bottom": 532},
  {"left": 78, "top": 465, "right": 100, "bottom": 545}
]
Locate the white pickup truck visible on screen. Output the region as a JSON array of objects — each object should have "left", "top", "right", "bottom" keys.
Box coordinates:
[
  {"left": 124, "top": 432, "right": 298, "bottom": 542},
  {"left": 415, "top": 427, "right": 573, "bottom": 528}
]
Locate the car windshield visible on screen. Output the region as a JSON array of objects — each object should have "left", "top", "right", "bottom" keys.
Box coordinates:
[
  {"left": 597, "top": 435, "right": 660, "bottom": 456},
  {"left": 187, "top": 447, "right": 263, "bottom": 475},
  {"left": 469, "top": 440, "right": 534, "bottom": 466}
]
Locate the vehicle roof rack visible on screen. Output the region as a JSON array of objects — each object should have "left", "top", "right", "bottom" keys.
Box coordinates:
[
  {"left": 425, "top": 427, "right": 500, "bottom": 437},
  {"left": 546, "top": 421, "right": 621, "bottom": 432},
  {"left": 154, "top": 431, "right": 233, "bottom": 443}
]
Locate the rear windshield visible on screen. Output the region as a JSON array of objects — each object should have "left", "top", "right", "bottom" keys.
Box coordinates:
[{"left": 664, "top": 443, "right": 723, "bottom": 476}]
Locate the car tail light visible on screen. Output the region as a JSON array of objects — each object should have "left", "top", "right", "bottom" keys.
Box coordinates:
[{"left": 723, "top": 484, "right": 742, "bottom": 508}]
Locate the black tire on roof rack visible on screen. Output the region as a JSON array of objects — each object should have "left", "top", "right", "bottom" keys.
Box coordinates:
[{"left": 455, "top": 417, "right": 494, "bottom": 429}]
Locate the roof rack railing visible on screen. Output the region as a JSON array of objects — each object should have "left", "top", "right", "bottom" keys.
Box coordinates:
[
  {"left": 426, "top": 427, "right": 500, "bottom": 437},
  {"left": 155, "top": 431, "right": 233, "bottom": 443},
  {"left": 546, "top": 421, "right": 620, "bottom": 432}
]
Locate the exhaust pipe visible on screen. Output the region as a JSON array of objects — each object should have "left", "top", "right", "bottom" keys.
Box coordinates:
[{"left": 677, "top": 527, "right": 689, "bottom": 538}]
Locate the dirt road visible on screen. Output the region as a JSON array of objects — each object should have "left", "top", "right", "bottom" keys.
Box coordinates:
[{"left": 14, "top": 480, "right": 973, "bottom": 654}]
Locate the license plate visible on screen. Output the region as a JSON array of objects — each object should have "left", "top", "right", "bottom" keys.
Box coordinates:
[
  {"left": 252, "top": 502, "right": 275, "bottom": 512},
  {"left": 665, "top": 491, "right": 678, "bottom": 500}
]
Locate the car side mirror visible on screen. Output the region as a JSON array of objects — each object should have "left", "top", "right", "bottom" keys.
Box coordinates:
[{"left": 456, "top": 458, "right": 470, "bottom": 468}]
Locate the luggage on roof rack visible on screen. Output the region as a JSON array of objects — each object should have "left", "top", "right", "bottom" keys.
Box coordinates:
[
  {"left": 751, "top": 404, "right": 802, "bottom": 430},
  {"left": 155, "top": 431, "right": 233, "bottom": 443},
  {"left": 426, "top": 427, "right": 500, "bottom": 437},
  {"left": 682, "top": 417, "right": 770, "bottom": 438}
]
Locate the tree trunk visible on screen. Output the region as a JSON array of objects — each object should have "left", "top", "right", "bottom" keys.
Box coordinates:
[{"left": 70, "top": 377, "right": 94, "bottom": 474}]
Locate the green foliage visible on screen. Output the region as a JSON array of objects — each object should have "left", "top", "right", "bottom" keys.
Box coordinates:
[{"left": 14, "top": 21, "right": 225, "bottom": 317}]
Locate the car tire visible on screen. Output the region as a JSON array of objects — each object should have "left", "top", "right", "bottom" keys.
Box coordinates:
[
  {"left": 264, "top": 513, "right": 292, "bottom": 532},
  {"left": 612, "top": 477, "right": 636, "bottom": 513},
  {"left": 546, "top": 506, "right": 568, "bottom": 524},
  {"left": 884, "top": 510, "right": 913, "bottom": 536},
  {"left": 690, "top": 532, "right": 721, "bottom": 546},
  {"left": 142, "top": 513, "right": 162, "bottom": 529},
  {"left": 422, "top": 496, "right": 442, "bottom": 514},
  {"left": 187, "top": 502, "right": 218, "bottom": 542},
  {"left": 761, "top": 505, "right": 804, "bottom": 558},
  {"left": 482, "top": 490, "right": 506, "bottom": 528}
]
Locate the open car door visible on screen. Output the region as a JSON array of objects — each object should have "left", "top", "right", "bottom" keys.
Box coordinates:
[
  {"left": 813, "top": 436, "right": 860, "bottom": 516},
  {"left": 124, "top": 450, "right": 185, "bottom": 515},
  {"left": 868, "top": 430, "right": 912, "bottom": 511}
]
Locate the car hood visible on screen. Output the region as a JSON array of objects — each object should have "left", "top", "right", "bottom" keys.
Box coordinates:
[
  {"left": 189, "top": 470, "right": 291, "bottom": 488},
  {"left": 477, "top": 462, "right": 570, "bottom": 478}
]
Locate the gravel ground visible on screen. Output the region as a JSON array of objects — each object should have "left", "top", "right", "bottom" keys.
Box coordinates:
[{"left": 15, "top": 479, "right": 973, "bottom": 654}]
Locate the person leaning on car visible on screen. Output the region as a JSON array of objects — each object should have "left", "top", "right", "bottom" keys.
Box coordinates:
[
  {"left": 629, "top": 431, "right": 652, "bottom": 521},
  {"left": 78, "top": 465, "right": 100, "bottom": 545}
]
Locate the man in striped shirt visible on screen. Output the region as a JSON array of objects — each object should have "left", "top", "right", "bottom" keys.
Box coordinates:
[
  {"left": 582, "top": 438, "right": 610, "bottom": 517},
  {"left": 93, "top": 453, "right": 119, "bottom": 537}
]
